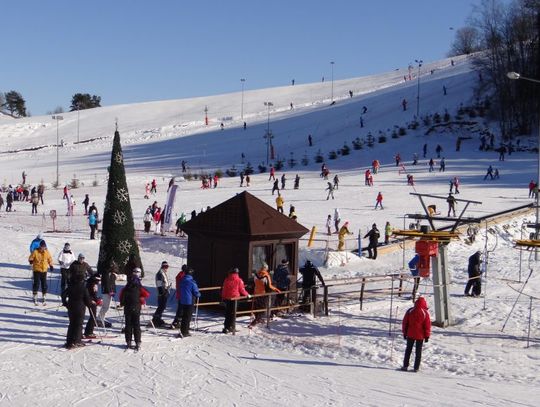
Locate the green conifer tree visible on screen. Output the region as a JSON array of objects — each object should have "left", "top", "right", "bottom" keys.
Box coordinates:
[{"left": 97, "top": 129, "right": 143, "bottom": 276}]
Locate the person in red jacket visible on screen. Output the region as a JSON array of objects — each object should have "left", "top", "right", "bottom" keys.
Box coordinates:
[
  {"left": 221, "top": 267, "right": 250, "bottom": 334},
  {"left": 401, "top": 296, "right": 432, "bottom": 372}
]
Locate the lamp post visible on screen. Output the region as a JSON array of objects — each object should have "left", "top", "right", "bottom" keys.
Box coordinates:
[
  {"left": 330, "top": 61, "right": 335, "bottom": 103},
  {"left": 52, "top": 115, "right": 64, "bottom": 186},
  {"left": 507, "top": 71, "right": 540, "bottom": 259},
  {"left": 264, "top": 101, "right": 273, "bottom": 164},
  {"left": 240, "top": 78, "right": 246, "bottom": 121},
  {"left": 76, "top": 105, "right": 80, "bottom": 143},
  {"left": 415, "top": 59, "right": 423, "bottom": 118}
]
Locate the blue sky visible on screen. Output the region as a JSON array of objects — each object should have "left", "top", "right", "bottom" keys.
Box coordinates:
[{"left": 2, "top": 0, "right": 477, "bottom": 116}]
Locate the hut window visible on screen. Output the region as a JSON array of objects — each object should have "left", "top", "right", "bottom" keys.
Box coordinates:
[{"left": 252, "top": 245, "right": 271, "bottom": 277}]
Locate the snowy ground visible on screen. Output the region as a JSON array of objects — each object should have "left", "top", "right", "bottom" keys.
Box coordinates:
[{"left": 1, "top": 55, "right": 539, "bottom": 405}]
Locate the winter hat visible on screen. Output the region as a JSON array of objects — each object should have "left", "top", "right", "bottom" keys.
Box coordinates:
[
  {"left": 186, "top": 268, "right": 194, "bottom": 275},
  {"left": 133, "top": 267, "right": 142, "bottom": 278},
  {"left": 305, "top": 260, "right": 313, "bottom": 267},
  {"left": 37, "top": 232, "right": 44, "bottom": 240},
  {"left": 230, "top": 267, "right": 239, "bottom": 274},
  {"left": 161, "top": 261, "right": 169, "bottom": 268},
  {"left": 281, "top": 259, "right": 288, "bottom": 264},
  {"left": 39, "top": 240, "right": 47, "bottom": 247},
  {"left": 64, "top": 243, "right": 71, "bottom": 250},
  {"left": 181, "top": 264, "right": 188, "bottom": 272},
  {"left": 372, "top": 223, "right": 377, "bottom": 228},
  {"left": 261, "top": 263, "right": 268, "bottom": 269},
  {"left": 344, "top": 221, "right": 349, "bottom": 226},
  {"left": 78, "top": 253, "right": 85, "bottom": 260}
]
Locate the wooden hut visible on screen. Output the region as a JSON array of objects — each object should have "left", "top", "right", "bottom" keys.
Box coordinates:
[{"left": 180, "top": 191, "right": 309, "bottom": 293}]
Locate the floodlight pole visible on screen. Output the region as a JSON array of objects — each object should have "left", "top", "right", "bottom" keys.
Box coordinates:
[
  {"left": 264, "top": 102, "right": 273, "bottom": 164},
  {"left": 507, "top": 71, "right": 540, "bottom": 260},
  {"left": 415, "top": 59, "right": 423, "bottom": 118},
  {"left": 240, "top": 78, "right": 246, "bottom": 121},
  {"left": 330, "top": 61, "right": 335, "bottom": 103},
  {"left": 52, "top": 115, "right": 64, "bottom": 186}
]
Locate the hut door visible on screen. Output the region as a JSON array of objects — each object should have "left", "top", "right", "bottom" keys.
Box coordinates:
[{"left": 251, "top": 245, "right": 272, "bottom": 278}]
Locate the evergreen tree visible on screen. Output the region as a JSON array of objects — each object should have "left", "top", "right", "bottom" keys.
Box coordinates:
[
  {"left": 70, "top": 93, "right": 101, "bottom": 111},
  {"left": 4, "top": 90, "right": 27, "bottom": 117},
  {"left": 97, "top": 129, "right": 143, "bottom": 276}
]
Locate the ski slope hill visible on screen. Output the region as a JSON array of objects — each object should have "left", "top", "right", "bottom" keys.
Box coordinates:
[{"left": 0, "top": 54, "right": 539, "bottom": 406}]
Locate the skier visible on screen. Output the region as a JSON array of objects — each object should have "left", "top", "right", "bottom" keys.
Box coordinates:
[
  {"left": 374, "top": 192, "right": 384, "bottom": 209},
  {"left": 395, "top": 153, "right": 401, "bottom": 167},
  {"left": 269, "top": 165, "right": 276, "bottom": 181},
  {"left": 529, "top": 180, "right": 536, "bottom": 198},
  {"left": 308, "top": 134, "right": 313, "bottom": 146},
  {"left": 63, "top": 185, "right": 69, "bottom": 199},
  {"left": 22, "top": 170, "right": 27, "bottom": 185},
  {"left": 175, "top": 212, "right": 187, "bottom": 237},
  {"left": 29, "top": 233, "right": 45, "bottom": 253},
  {"left": 281, "top": 173, "right": 286, "bottom": 190},
  {"left": 144, "top": 183, "right": 150, "bottom": 199},
  {"left": 365, "top": 169, "right": 372, "bottom": 186},
  {"left": 407, "top": 174, "right": 415, "bottom": 186},
  {"left": 333, "top": 208, "right": 341, "bottom": 233},
  {"left": 294, "top": 174, "right": 300, "bottom": 189},
  {"left": 423, "top": 143, "right": 427, "bottom": 158},
  {"left": 326, "top": 182, "right": 335, "bottom": 200},
  {"left": 402, "top": 98, "right": 408, "bottom": 111},
  {"left": 171, "top": 265, "right": 187, "bottom": 329},
  {"left": 119, "top": 269, "right": 150, "bottom": 350},
  {"left": 62, "top": 270, "right": 94, "bottom": 349},
  {"left": 449, "top": 179, "right": 454, "bottom": 193},
  {"left": 338, "top": 222, "right": 353, "bottom": 251},
  {"left": 221, "top": 267, "right": 250, "bottom": 334},
  {"left": 494, "top": 168, "right": 500, "bottom": 179},
  {"left": 31, "top": 190, "right": 39, "bottom": 215},
  {"left": 152, "top": 261, "right": 171, "bottom": 327},
  {"left": 498, "top": 145, "right": 506, "bottom": 161},
  {"left": 446, "top": 193, "right": 457, "bottom": 217},
  {"left": 412, "top": 153, "right": 418, "bottom": 166},
  {"left": 439, "top": 157, "right": 446, "bottom": 172},
  {"left": 150, "top": 179, "right": 157, "bottom": 195},
  {"left": 275, "top": 193, "right": 284, "bottom": 213},
  {"left": 251, "top": 264, "right": 280, "bottom": 326},
  {"left": 6, "top": 190, "right": 13, "bottom": 211},
  {"left": 143, "top": 208, "right": 152, "bottom": 233},
  {"left": 299, "top": 260, "right": 325, "bottom": 307},
  {"left": 384, "top": 221, "right": 392, "bottom": 245},
  {"left": 364, "top": 224, "right": 380, "bottom": 259},
  {"left": 401, "top": 296, "right": 431, "bottom": 372},
  {"left": 213, "top": 174, "right": 219, "bottom": 188},
  {"left": 37, "top": 183, "right": 44, "bottom": 204},
  {"left": 362, "top": 106, "right": 368, "bottom": 114},
  {"left": 179, "top": 268, "right": 200, "bottom": 337},
  {"left": 28, "top": 240, "right": 53, "bottom": 305},
  {"left": 153, "top": 207, "right": 162, "bottom": 234},
  {"left": 98, "top": 259, "right": 118, "bottom": 328},
  {"left": 465, "top": 251, "right": 482, "bottom": 297},
  {"left": 288, "top": 205, "right": 297, "bottom": 220},
  {"left": 57, "top": 242, "right": 75, "bottom": 294},
  {"left": 326, "top": 214, "right": 332, "bottom": 235},
  {"left": 240, "top": 172, "right": 245, "bottom": 187},
  {"left": 435, "top": 144, "right": 443, "bottom": 158},
  {"left": 333, "top": 174, "right": 340, "bottom": 190},
  {"left": 83, "top": 273, "right": 102, "bottom": 339},
  {"left": 428, "top": 158, "right": 435, "bottom": 172},
  {"left": 453, "top": 177, "right": 460, "bottom": 194},
  {"left": 245, "top": 174, "right": 251, "bottom": 187},
  {"left": 82, "top": 194, "right": 90, "bottom": 215},
  {"left": 372, "top": 159, "right": 380, "bottom": 174},
  {"left": 273, "top": 259, "right": 291, "bottom": 308},
  {"left": 88, "top": 209, "right": 98, "bottom": 239},
  {"left": 67, "top": 253, "right": 94, "bottom": 288},
  {"left": 271, "top": 179, "right": 280, "bottom": 195}
]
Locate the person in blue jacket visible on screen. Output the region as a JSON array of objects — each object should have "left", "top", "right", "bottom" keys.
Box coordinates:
[
  {"left": 88, "top": 210, "right": 97, "bottom": 240},
  {"left": 179, "top": 268, "right": 200, "bottom": 337},
  {"left": 29, "top": 233, "right": 45, "bottom": 253},
  {"left": 408, "top": 254, "right": 421, "bottom": 299}
]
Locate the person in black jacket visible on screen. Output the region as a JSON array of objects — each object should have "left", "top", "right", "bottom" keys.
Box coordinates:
[
  {"left": 364, "top": 223, "right": 380, "bottom": 259},
  {"left": 67, "top": 253, "right": 93, "bottom": 287},
  {"left": 119, "top": 269, "right": 150, "bottom": 350},
  {"left": 63, "top": 272, "right": 94, "bottom": 349},
  {"left": 152, "top": 261, "right": 171, "bottom": 327},
  {"left": 465, "top": 251, "right": 482, "bottom": 296},
  {"left": 299, "top": 260, "right": 325, "bottom": 306}
]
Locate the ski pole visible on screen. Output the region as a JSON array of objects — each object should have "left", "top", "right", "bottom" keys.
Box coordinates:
[
  {"left": 23, "top": 303, "right": 62, "bottom": 314},
  {"left": 89, "top": 306, "right": 104, "bottom": 343},
  {"left": 112, "top": 297, "right": 125, "bottom": 333}
]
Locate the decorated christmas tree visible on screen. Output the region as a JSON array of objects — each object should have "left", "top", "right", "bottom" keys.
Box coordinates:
[{"left": 97, "top": 128, "right": 143, "bottom": 276}]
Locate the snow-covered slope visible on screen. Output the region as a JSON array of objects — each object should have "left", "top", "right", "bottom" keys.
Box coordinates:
[{"left": 0, "top": 54, "right": 539, "bottom": 406}]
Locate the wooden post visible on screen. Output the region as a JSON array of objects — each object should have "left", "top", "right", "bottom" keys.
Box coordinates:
[
  {"left": 265, "top": 295, "right": 271, "bottom": 328},
  {"left": 323, "top": 285, "right": 329, "bottom": 316},
  {"left": 398, "top": 273, "right": 404, "bottom": 297},
  {"left": 311, "top": 287, "right": 317, "bottom": 317},
  {"left": 360, "top": 278, "right": 366, "bottom": 310},
  {"left": 232, "top": 299, "right": 238, "bottom": 336}
]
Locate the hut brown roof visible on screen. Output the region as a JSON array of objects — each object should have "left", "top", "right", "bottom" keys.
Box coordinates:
[{"left": 181, "top": 191, "right": 309, "bottom": 239}]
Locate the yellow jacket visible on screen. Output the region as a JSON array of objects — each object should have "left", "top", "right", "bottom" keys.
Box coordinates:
[
  {"left": 338, "top": 226, "right": 351, "bottom": 239},
  {"left": 29, "top": 248, "right": 53, "bottom": 273},
  {"left": 276, "top": 196, "right": 284, "bottom": 208}
]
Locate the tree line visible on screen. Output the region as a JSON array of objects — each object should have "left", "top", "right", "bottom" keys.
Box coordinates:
[
  {"left": 450, "top": 0, "right": 540, "bottom": 140},
  {"left": 0, "top": 91, "right": 102, "bottom": 118}
]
